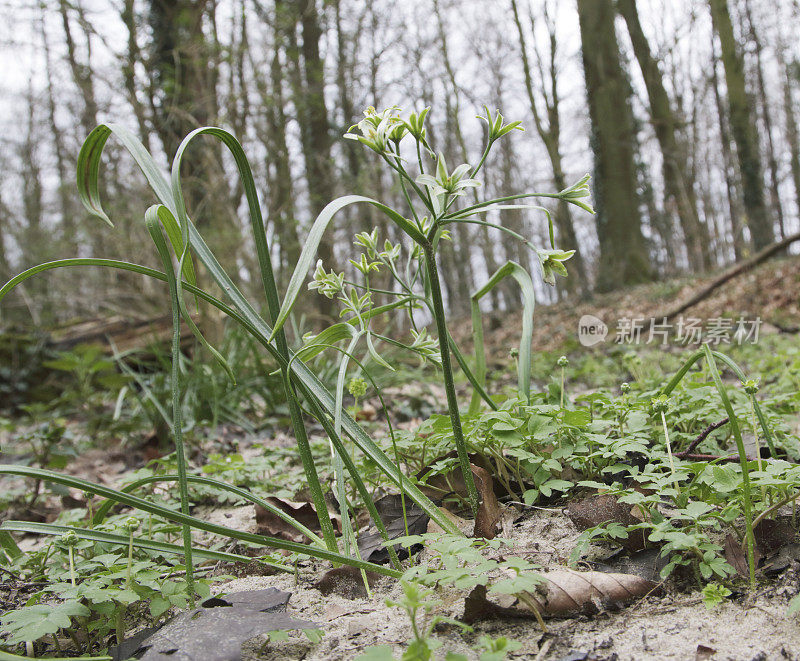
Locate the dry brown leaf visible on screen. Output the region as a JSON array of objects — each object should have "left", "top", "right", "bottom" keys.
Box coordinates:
[
  {"left": 254, "top": 497, "right": 334, "bottom": 543},
  {"left": 754, "top": 516, "right": 797, "bottom": 555},
  {"left": 724, "top": 532, "right": 762, "bottom": 578},
  {"left": 527, "top": 569, "right": 658, "bottom": 616},
  {"left": 472, "top": 465, "right": 503, "bottom": 539},
  {"left": 415, "top": 451, "right": 496, "bottom": 503},
  {"left": 315, "top": 566, "right": 382, "bottom": 599},
  {"left": 567, "top": 494, "right": 647, "bottom": 552},
  {"left": 357, "top": 493, "right": 429, "bottom": 564},
  {"left": 463, "top": 569, "right": 657, "bottom": 622},
  {"left": 695, "top": 644, "right": 717, "bottom": 660}
]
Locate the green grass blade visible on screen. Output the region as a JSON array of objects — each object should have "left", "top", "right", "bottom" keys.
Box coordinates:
[
  {"left": 0, "top": 521, "right": 291, "bottom": 571},
  {"left": 89, "top": 474, "right": 325, "bottom": 547},
  {"left": 469, "top": 262, "right": 535, "bottom": 413},
  {"left": 270, "top": 195, "right": 427, "bottom": 341},
  {"left": 660, "top": 348, "right": 705, "bottom": 395},
  {"left": 710, "top": 350, "right": 777, "bottom": 456},
  {"left": 145, "top": 205, "right": 196, "bottom": 601},
  {"left": 149, "top": 206, "right": 234, "bottom": 381},
  {"left": 702, "top": 344, "right": 756, "bottom": 588},
  {"left": 0, "top": 530, "right": 21, "bottom": 560},
  {"left": 447, "top": 332, "right": 497, "bottom": 411},
  {"left": 0, "top": 465, "right": 400, "bottom": 577}
]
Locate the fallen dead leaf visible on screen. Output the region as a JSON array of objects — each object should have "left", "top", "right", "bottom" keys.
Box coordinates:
[
  {"left": 112, "top": 588, "right": 319, "bottom": 661},
  {"left": 527, "top": 568, "right": 658, "bottom": 616},
  {"left": 754, "top": 516, "right": 797, "bottom": 555},
  {"left": 724, "top": 533, "right": 762, "bottom": 579},
  {"left": 695, "top": 644, "right": 716, "bottom": 660},
  {"left": 472, "top": 465, "right": 503, "bottom": 539},
  {"left": 315, "top": 565, "right": 382, "bottom": 599},
  {"left": 357, "top": 493, "right": 429, "bottom": 564},
  {"left": 254, "top": 497, "right": 336, "bottom": 543},
  {"left": 567, "top": 494, "right": 647, "bottom": 552},
  {"left": 463, "top": 569, "right": 657, "bottom": 621}
]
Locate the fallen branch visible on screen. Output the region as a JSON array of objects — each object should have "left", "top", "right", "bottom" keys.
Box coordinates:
[
  {"left": 646, "top": 231, "right": 800, "bottom": 328},
  {"left": 676, "top": 418, "right": 729, "bottom": 457}
]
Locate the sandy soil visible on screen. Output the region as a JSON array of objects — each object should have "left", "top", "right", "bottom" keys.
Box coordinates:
[{"left": 190, "top": 506, "right": 800, "bottom": 661}]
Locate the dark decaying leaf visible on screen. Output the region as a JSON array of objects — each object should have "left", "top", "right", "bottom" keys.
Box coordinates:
[
  {"left": 200, "top": 587, "right": 290, "bottom": 612},
  {"left": 357, "top": 493, "right": 429, "bottom": 564},
  {"left": 472, "top": 465, "right": 503, "bottom": 540},
  {"left": 754, "top": 516, "right": 797, "bottom": 555},
  {"left": 724, "top": 533, "right": 756, "bottom": 579},
  {"left": 762, "top": 542, "right": 800, "bottom": 576},
  {"left": 462, "top": 584, "right": 537, "bottom": 624},
  {"left": 695, "top": 644, "right": 717, "bottom": 660},
  {"left": 592, "top": 548, "right": 667, "bottom": 583},
  {"left": 314, "top": 565, "right": 383, "bottom": 599},
  {"left": 111, "top": 589, "right": 318, "bottom": 661},
  {"left": 567, "top": 494, "right": 647, "bottom": 552},
  {"left": 254, "top": 497, "right": 334, "bottom": 543}
]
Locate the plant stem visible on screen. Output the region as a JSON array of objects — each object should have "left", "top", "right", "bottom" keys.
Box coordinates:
[
  {"left": 560, "top": 367, "right": 565, "bottom": 409},
  {"left": 126, "top": 530, "right": 134, "bottom": 586},
  {"left": 661, "top": 411, "right": 678, "bottom": 488},
  {"left": 168, "top": 265, "right": 195, "bottom": 606},
  {"left": 702, "top": 345, "right": 756, "bottom": 589},
  {"left": 422, "top": 242, "right": 479, "bottom": 515},
  {"left": 68, "top": 547, "right": 76, "bottom": 587},
  {"left": 749, "top": 396, "right": 764, "bottom": 473}
]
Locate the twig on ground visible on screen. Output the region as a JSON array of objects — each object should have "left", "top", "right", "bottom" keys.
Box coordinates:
[{"left": 676, "top": 418, "right": 729, "bottom": 457}]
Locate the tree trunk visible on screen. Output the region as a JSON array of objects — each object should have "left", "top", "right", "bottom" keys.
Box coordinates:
[
  {"left": 282, "top": 0, "right": 337, "bottom": 320},
  {"left": 617, "top": 0, "right": 712, "bottom": 271},
  {"left": 709, "top": 0, "right": 774, "bottom": 250},
  {"left": 744, "top": 0, "right": 785, "bottom": 239},
  {"left": 510, "top": 0, "right": 588, "bottom": 295},
  {"left": 711, "top": 39, "right": 745, "bottom": 259},
  {"left": 784, "top": 65, "right": 800, "bottom": 222},
  {"left": 577, "top": 0, "right": 653, "bottom": 292},
  {"left": 121, "top": 0, "right": 152, "bottom": 151}
]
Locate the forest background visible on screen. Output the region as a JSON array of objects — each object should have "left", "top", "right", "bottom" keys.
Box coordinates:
[{"left": 0, "top": 0, "right": 797, "bottom": 328}]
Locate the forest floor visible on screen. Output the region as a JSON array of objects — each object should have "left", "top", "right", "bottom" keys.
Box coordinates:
[{"left": 3, "top": 255, "right": 800, "bottom": 660}]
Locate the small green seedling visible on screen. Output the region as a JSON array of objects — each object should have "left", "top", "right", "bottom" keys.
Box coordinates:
[
  {"left": 650, "top": 394, "right": 678, "bottom": 492},
  {"left": 60, "top": 531, "right": 78, "bottom": 587},
  {"left": 742, "top": 378, "right": 764, "bottom": 472},
  {"left": 123, "top": 516, "right": 140, "bottom": 586},
  {"left": 701, "top": 582, "right": 732, "bottom": 610},
  {"left": 557, "top": 355, "right": 569, "bottom": 409}
]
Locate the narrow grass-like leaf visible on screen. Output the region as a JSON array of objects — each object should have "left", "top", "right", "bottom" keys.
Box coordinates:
[
  {"left": 145, "top": 205, "right": 196, "bottom": 601},
  {"left": 702, "top": 344, "right": 756, "bottom": 588},
  {"left": 0, "top": 521, "right": 291, "bottom": 571},
  {"left": 0, "top": 465, "right": 401, "bottom": 577},
  {"left": 89, "top": 474, "right": 325, "bottom": 547},
  {"left": 0, "top": 530, "right": 21, "bottom": 560},
  {"left": 270, "top": 195, "right": 427, "bottom": 340},
  {"left": 469, "top": 261, "right": 535, "bottom": 414},
  {"left": 710, "top": 350, "right": 777, "bottom": 456}
]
